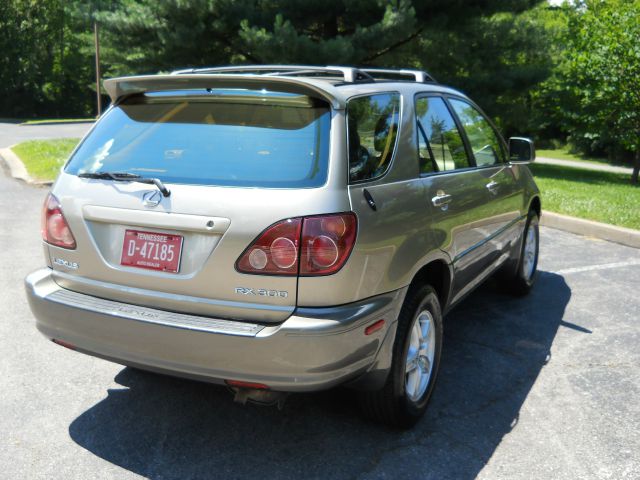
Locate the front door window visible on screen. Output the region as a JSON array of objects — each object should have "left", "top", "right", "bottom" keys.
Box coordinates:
[{"left": 448, "top": 98, "right": 505, "bottom": 167}]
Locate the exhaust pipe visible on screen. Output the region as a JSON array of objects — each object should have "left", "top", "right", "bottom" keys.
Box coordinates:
[
  {"left": 225, "top": 379, "right": 288, "bottom": 409},
  {"left": 229, "top": 387, "right": 288, "bottom": 410}
]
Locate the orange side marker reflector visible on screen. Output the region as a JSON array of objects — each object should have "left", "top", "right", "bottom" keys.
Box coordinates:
[{"left": 225, "top": 380, "right": 270, "bottom": 390}]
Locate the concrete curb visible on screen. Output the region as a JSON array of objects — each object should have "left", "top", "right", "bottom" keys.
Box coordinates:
[
  {"left": 536, "top": 156, "right": 633, "bottom": 175},
  {"left": 541, "top": 211, "right": 640, "bottom": 249},
  {"left": 19, "top": 120, "right": 95, "bottom": 127},
  {"left": 0, "top": 147, "right": 53, "bottom": 186}
]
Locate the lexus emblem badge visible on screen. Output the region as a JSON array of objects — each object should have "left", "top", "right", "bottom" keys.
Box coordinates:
[{"left": 142, "top": 190, "right": 162, "bottom": 208}]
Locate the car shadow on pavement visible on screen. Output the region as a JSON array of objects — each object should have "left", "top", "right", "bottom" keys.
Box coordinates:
[{"left": 69, "top": 271, "right": 572, "bottom": 480}]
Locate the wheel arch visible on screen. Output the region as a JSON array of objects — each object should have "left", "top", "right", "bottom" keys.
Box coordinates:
[
  {"left": 347, "top": 258, "right": 452, "bottom": 393},
  {"left": 407, "top": 259, "right": 452, "bottom": 312},
  {"left": 529, "top": 195, "right": 541, "bottom": 217}
]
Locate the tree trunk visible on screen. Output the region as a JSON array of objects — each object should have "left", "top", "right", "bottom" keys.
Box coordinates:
[{"left": 633, "top": 149, "right": 640, "bottom": 185}]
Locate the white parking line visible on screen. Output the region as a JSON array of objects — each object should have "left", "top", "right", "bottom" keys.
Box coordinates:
[{"left": 553, "top": 259, "right": 640, "bottom": 275}]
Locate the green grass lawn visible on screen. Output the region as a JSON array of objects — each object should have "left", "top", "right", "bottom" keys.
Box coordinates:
[
  {"left": 8, "top": 138, "right": 639, "bottom": 230},
  {"left": 530, "top": 163, "right": 640, "bottom": 230},
  {"left": 11, "top": 138, "right": 80, "bottom": 181}
]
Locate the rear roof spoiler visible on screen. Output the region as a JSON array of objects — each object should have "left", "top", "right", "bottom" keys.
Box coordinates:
[{"left": 103, "top": 74, "right": 345, "bottom": 109}]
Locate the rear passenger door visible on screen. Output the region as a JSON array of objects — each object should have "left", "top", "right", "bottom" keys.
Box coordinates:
[{"left": 415, "top": 95, "right": 494, "bottom": 299}]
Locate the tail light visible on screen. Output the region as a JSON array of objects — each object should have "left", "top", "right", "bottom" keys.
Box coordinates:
[
  {"left": 236, "top": 213, "right": 357, "bottom": 276},
  {"left": 300, "top": 213, "right": 357, "bottom": 275},
  {"left": 236, "top": 218, "right": 302, "bottom": 275},
  {"left": 41, "top": 193, "right": 76, "bottom": 249}
]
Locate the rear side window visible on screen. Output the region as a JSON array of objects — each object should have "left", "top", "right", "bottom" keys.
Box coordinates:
[
  {"left": 415, "top": 96, "right": 470, "bottom": 174},
  {"left": 347, "top": 93, "right": 400, "bottom": 183},
  {"left": 449, "top": 98, "right": 505, "bottom": 167},
  {"left": 65, "top": 90, "right": 331, "bottom": 188}
]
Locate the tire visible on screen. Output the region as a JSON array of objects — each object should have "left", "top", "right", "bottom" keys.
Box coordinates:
[
  {"left": 510, "top": 210, "right": 540, "bottom": 295},
  {"left": 359, "top": 284, "right": 443, "bottom": 429}
]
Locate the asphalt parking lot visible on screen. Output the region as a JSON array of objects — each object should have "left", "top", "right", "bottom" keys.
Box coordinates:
[
  {"left": 0, "top": 121, "right": 91, "bottom": 148},
  {"left": 1, "top": 153, "right": 639, "bottom": 479}
]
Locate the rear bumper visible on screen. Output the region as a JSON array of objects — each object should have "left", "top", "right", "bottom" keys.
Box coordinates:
[{"left": 25, "top": 268, "right": 405, "bottom": 392}]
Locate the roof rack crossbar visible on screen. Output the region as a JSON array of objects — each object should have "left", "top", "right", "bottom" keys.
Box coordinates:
[
  {"left": 171, "top": 65, "right": 374, "bottom": 83},
  {"left": 360, "top": 68, "right": 436, "bottom": 83},
  {"left": 170, "top": 65, "right": 436, "bottom": 83}
]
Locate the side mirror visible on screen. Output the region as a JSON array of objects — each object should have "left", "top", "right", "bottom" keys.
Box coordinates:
[{"left": 509, "top": 137, "right": 536, "bottom": 164}]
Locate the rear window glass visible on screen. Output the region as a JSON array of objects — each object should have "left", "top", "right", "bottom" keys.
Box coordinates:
[
  {"left": 65, "top": 90, "right": 331, "bottom": 188},
  {"left": 347, "top": 93, "right": 400, "bottom": 183}
]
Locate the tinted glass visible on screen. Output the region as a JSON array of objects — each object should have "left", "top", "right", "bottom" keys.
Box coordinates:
[
  {"left": 65, "top": 90, "right": 331, "bottom": 188},
  {"left": 347, "top": 93, "right": 400, "bottom": 183},
  {"left": 449, "top": 98, "right": 505, "bottom": 167},
  {"left": 415, "top": 96, "right": 469, "bottom": 174}
]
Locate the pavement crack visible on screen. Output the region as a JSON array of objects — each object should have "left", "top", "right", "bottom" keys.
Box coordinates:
[{"left": 556, "top": 362, "right": 637, "bottom": 368}]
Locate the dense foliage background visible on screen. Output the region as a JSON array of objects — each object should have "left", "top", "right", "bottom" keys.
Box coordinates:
[{"left": 1, "top": 0, "right": 639, "bottom": 178}]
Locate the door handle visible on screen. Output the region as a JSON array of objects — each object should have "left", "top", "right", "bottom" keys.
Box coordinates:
[
  {"left": 432, "top": 192, "right": 453, "bottom": 208},
  {"left": 486, "top": 180, "right": 499, "bottom": 194}
]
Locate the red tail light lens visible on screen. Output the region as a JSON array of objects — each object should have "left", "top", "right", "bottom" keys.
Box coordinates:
[
  {"left": 300, "top": 213, "right": 357, "bottom": 275},
  {"left": 236, "top": 213, "right": 357, "bottom": 276},
  {"left": 309, "top": 236, "right": 339, "bottom": 268},
  {"left": 41, "top": 194, "right": 76, "bottom": 249},
  {"left": 270, "top": 237, "right": 298, "bottom": 269},
  {"left": 236, "top": 218, "right": 302, "bottom": 275}
]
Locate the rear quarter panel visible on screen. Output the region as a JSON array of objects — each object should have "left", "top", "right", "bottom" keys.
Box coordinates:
[{"left": 297, "top": 91, "right": 452, "bottom": 307}]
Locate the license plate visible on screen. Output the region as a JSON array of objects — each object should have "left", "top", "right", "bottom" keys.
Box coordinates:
[{"left": 120, "top": 229, "right": 183, "bottom": 273}]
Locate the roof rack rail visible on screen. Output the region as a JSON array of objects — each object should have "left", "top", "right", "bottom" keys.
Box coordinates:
[
  {"left": 171, "top": 65, "right": 375, "bottom": 83},
  {"left": 360, "top": 68, "right": 436, "bottom": 83},
  {"left": 170, "top": 65, "right": 436, "bottom": 83}
]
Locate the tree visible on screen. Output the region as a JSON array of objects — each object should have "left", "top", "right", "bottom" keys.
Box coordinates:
[
  {"left": 1, "top": 0, "right": 547, "bottom": 123},
  {"left": 90, "top": 0, "right": 543, "bottom": 134},
  {"left": 94, "top": 0, "right": 539, "bottom": 71},
  {"left": 403, "top": 5, "right": 555, "bottom": 137},
  {"left": 0, "top": 0, "right": 63, "bottom": 117},
  {"left": 556, "top": 0, "right": 640, "bottom": 183},
  {"left": 0, "top": 0, "right": 105, "bottom": 118}
]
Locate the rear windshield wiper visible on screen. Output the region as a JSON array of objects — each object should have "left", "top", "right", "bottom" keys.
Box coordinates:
[{"left": 78, "top": 171, "right": 171, "bottom": 197}]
